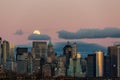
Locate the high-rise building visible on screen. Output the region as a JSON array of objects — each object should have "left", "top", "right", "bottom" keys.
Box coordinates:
[
  {"left": 9, "top": 43, "right": 14, "bottom": 60},
  {"left": 104, "top": 55, "right": 111, "bottom": 77},
  {"left": 32, "top": 41, "right": 47, "bottom": 74},
  {"left": 2, "top": 40, "right": 10, "bottom": 69},
  {"left": 87, "top": 51, "right": 104, "bottom": 77},
  {"left": 56, "top": 55, "right": 66, "bottom": 76},
  {"left": 108, "top": 45, "right": 120, "bottom": 77},
  {"left": 48, "top": 41, "right": 56, "bottom": 63},
  {"left": 16, "top": 47, "right": 28, "bottom": 74},
  {"left": 72, "top": 42, "right": 77, "bottom": 57},
  {"left": 16, "top": 47, "right": 28, "bottom": 61},
  {"left": 27, "top": 53, "right": 33, "bottom": 74},
  {"left": 48, "top": 40, "right": 53, "bottom": 54},
  {"left": 68, "top": 53, "right": 83, "bottom": 77},
  {"left": 86, "top": 54, "right": 96, "bottom": 77},
  {"left": 32, "top": 41, "right": 47, "bottom": 59},
  {"left": 95, "top": 51, "right": 104, "bottom": 77},
  {"left": 63, "top": 41, "right": 72, "bottom": 76},
  {"left": 63, "top": 41, "right": 72, "bottom": 57}
]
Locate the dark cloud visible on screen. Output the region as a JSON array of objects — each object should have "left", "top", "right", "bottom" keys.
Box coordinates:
[
  {"left": 28, "top": 34, "right": 51, "bottom": 40},
  {"left": 58, "top": 28, "right": 120, "bottom": 39},
  {"left": 14, "top": 30, "right": 24, "bottom": 35}
]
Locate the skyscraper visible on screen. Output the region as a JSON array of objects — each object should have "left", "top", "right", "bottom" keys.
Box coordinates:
[
  {"left": 86, "top": 54, "right": 96, "bottom": 77},
  {"left": 48, "top": 40, "right": 53, "bottom": 54},
  {"left": 63, "top": 41, "right": 72, "bottom": 76},
  {"left": 48, "top": 40, "right": 56, "bottom": 63},
  {"left": 104, "top": 55, "right": 110, "bottom": 77},
  {"left": 9, "top": 43, "right": 14, "bottom": 60},
  {"left": 32, "top": 41, "right": 47, "bottom": 74},
  {"left": 16, "top": 47, "right": 28, "bottom": 74},
  {"left": 95, "top": 50, "right": 104, "bottom": 77},
  {"left": 72, "top": 42, "right": 77, "bottom": 57},
  {"left": 2, "top": 40, "right": 10, "bottom": 65},
  {"left": 86, "top": 51, "right": 104, "bottom": 77},
  {"left": 108, "top": 45, "right": 120, "bottom": 77},
  {"left": 68, "top": 53, "right": 83, "bottom": 77},
  {"left": 32, "top": 41, "right": 47, "bottom": 59}
]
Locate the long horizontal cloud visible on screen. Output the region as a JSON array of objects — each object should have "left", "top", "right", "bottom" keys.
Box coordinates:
[
  {"left": 28, "top": 34, "right": 51, "bottom": 40},
  {"left": 58, "top": 28, "right": 120, "bottom": 39}
]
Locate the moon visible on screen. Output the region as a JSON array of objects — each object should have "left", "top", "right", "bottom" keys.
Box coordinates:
[{"left": 33, "top": 30, "right": 41, "bottom": 35}]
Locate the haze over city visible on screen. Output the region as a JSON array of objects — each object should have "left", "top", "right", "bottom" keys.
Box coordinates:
[
  {"left": 1, "top": 1, "right": 120, "bottom": 79},
  {"left": 1, "top": 0, "right": 120, "bottom": 46}
]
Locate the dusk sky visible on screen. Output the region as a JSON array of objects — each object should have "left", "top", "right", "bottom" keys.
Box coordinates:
[{"left": 0, "top": 0, "right": 120, "bottom": 46}]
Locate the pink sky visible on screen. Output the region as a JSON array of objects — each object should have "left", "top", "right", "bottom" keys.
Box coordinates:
[{"left": 0, "top": 0, "right": 120, "bottom": 46}]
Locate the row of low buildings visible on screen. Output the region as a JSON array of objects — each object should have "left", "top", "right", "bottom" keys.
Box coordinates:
[{"left": 0, "top": 36, "right": 120, "bottom": 78}]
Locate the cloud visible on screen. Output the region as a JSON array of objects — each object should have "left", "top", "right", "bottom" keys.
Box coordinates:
[
  {"left": 28, "top": 34, "right": 51, "bottom": 40},
  {"left": 14, "top": 30, "right": 24, "bottom": 35},
  {"left": 58, "top": 28, "right": 120, "bottom": 39}
]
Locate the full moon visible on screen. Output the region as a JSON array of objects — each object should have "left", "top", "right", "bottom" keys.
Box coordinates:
[{"left": 33, "top": 30, "right": 41, "bottom": 35}]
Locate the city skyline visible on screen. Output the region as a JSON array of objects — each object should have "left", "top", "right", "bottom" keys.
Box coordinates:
[
  {"left": 0, "top": 38, "right": 119, "bottom": 78},
  {"left": 0, "top": 0, "right": 120, "bottom": 46}
]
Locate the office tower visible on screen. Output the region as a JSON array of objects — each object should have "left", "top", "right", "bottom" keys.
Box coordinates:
[
  {"left": 16, "top": 47, "right": 28, "bottom": 74},
  {"left": 75, "top": 53, "right": 83, "bottom": 77},
  {"left": 63, "top": 41, "right": 72, "bottom": 76},
  {"left": 95, "top": 50, "right": 104, "bottom": 77},
  {"left": 48, "top": 40, "right": 53, "bottom": 54},
  {"left": 108, "top": 45, "right": 120, "bottom": 77},
  {"left": 72, "top": 42, "right": 77, "bottom": 57},
  {"left": 86, "top": 54, "right": 96, "bottom": 77},
  {"left": 48, "top": 41, "right": 56, "bottom": 63},
  {"left": 32, "top": 41, "right": 47, "bottom": 75},
  {"left": 32, "top": 41, "right": 47, "bottom": 59},
  {"left": 5, "top": 60, "right": 13, "bottom": 71},
  {"left": 27, "top": 53, "right": 33, "bottom": 74},
  {"left": 16, "top": 47, "right": 28, "bottom": 61},
  {"left": 57, "top": 56, "right": 66, "bottom": 76},
  {"left": 68, "top": 53, "right": 83, "bottom": 77},
  {"left": 86, "top": 51, "right": 104, "bottom": 77},
  {"left": 67, "top": 58, "right": 74, "bottom": 76},
  {"left": 104, "top": 55, "right": 110, "bottom": 77},
  {"left": 9, "top": 43, "right": 14, "bottom": 60},
  {"left": 2, "top": 40, "right": 10, "bottom": 66},
  {"left": 80, "top": 58, "right": 87, "bottom": 74},
  {"left": 63, "top": 41, "right": 72, "bottom": 57},
  {"left": 48, "top": 52, "right": 56, "bottom": 63}
]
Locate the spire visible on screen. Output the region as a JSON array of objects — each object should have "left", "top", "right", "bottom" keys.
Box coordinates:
[{"left": 48, "top": 40, "right": 53, "bottom": 47}]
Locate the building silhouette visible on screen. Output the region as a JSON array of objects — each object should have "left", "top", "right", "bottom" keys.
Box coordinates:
[
  {"left": 32, "top": 41, "right": 47, "bottom": 59},
  {"left": 86, "top": 54, "right": 96, "bottom": 77},
  {"left": 63, "top": 41, "right": 72, "bottom": 76},
  {"left": 2, "top": 40, "right": 10, "bottom": 71},
  {"left": 108, "top": 45, "right": 120, "bottom": 77},
  {"left": 86, "top": 51, "right": 104, "bottom": 77},
  {"left": 16, "top": 47, "right": 28, "bottom": 74},
  {"left": 104, "top": 55, "right": 111, "bottom": 77},
  {"left": 32, "top": 41, "right": 47, "bottom": 75}
]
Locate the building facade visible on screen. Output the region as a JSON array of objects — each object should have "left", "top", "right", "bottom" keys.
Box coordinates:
[{"left": 108, "top": 45, "right": 120, "bottom": 77}]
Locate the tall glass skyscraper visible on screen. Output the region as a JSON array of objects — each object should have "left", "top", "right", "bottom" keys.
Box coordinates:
[{"left": 95, "top": 51, "right": 104, "bottom": 77}]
